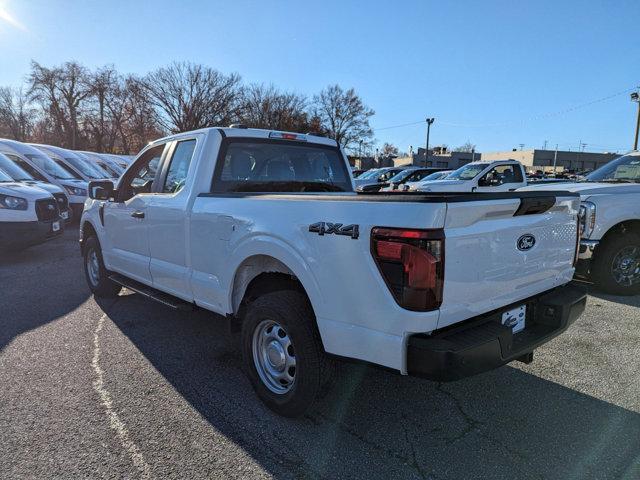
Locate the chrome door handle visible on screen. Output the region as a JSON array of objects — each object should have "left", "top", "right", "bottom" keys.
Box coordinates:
[{"left": 131, "top": 211, "right": 145, "bottom": 219}]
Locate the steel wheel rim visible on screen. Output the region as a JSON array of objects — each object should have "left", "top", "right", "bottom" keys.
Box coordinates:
[
  {"left": 252, "top": 319, "right": 296, "bottom": 394},
  {"left": 611, "top": 246, "right": 640, "bottom": 286},
  {"left": 87, "top": 248, "right": 100, "bottom": 287}
]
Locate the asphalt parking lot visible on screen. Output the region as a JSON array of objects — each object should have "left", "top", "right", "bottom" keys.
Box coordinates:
[{"left": 1, "top": 229, "right": 639, "bottom": 480}]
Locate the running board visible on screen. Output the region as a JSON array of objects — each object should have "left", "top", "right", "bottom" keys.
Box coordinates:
[{"left": 108, "top": 273, "right": 195, "bottom": 311}]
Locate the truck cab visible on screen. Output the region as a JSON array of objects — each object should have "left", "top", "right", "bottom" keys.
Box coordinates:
[{"left": 416, "top": 160, "right": 527, "bottom": 192}]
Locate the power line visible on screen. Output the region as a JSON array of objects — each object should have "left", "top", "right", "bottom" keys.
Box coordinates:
[{"left": 370, "top": 87, "right": 635, "bottom": 132}]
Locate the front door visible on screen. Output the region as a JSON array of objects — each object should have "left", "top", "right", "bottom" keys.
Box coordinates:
[{"left": 103, "top": 144, "right": 167, "bottom": 284}]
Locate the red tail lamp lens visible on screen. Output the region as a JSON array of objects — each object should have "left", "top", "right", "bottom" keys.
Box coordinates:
[{"left": 371, "top": 228, "right": 444, "bottom": 311}]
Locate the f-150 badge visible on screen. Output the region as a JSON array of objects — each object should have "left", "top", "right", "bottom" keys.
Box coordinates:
[{"left": 309, "top": 222, "right": 359, "bottom": 240}]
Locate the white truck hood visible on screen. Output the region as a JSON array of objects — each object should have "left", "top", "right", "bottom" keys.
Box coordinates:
[
  {"left": 20, "top": 180, "right": 65, "bottom": 195},
  {"left": 521, "top": 181, "right": 640, "bottom": 199},
  {"left": 417, "top": 179, "right": 469, "bottom": 192},
  {"left": 0, "top": 182, "right": 53, "bottom": 201}
]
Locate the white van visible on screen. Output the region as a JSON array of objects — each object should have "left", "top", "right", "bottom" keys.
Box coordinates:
[
  {"left": 0, "top": 152, "right": 71, "bottom": 222},
  {"left": 31, "top": 144, "right": 111, "bottom": 182},
  {"left": 76, "top": 151, "right": 123, "bottom": 178},
  {"left": 0, "top": 139, "right": 89, "bottom": 220},
  {"left": 0, "top": 168, "right": 63, "bottom": 250}
]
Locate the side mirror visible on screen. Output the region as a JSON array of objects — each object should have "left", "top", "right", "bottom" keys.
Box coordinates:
[{"left": 89, "top": 180, "right": 115, "bottom": 200}]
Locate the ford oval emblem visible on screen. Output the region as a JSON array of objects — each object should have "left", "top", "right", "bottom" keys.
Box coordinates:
[{"left": 517, "top": 234, "right": 536, "bottom": 251}]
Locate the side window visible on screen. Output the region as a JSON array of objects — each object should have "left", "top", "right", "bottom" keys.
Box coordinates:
[
  {"left": 119, "top": 144, "right": 165, "bottom": 201},
  {"left": 481, "top": 165, "right": 523, "bottom": 185},
  {"left": 6, "top": 154, "right": 47, "bottom": 182},
  {"left": 162, "top": 140, "right": 196, "bottom": 194}
]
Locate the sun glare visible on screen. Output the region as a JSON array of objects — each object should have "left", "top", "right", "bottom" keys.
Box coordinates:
[{"left": 0, "top": 5, "right": 27, "bottom": 32}]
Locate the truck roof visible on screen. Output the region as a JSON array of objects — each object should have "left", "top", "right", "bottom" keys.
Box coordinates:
[{"left": 152, "top": 126, "right": 340, "bottom": 148}]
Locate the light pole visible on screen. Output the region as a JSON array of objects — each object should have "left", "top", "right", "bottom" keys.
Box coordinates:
[
  {"left": 631, "top": 91, "right": 640, "bottom": 151},
  {"left": 425, "top": 118, "right": 435, "bottom": 167}
]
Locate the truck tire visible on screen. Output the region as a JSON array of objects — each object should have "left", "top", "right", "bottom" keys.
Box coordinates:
[
  {"left": 591, "top": 232, "right": 640, "bottom": 295},
  {"left": 241, "top": 290, "right": 334, "bottom": 417},
  {"left": 83, "top": 236, "right": 122, "bottom": 298}
]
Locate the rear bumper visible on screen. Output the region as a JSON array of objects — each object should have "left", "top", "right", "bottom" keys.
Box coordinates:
[
  {"left": 406, "top": 284, "right": 587, "bottom": 381},
  {"left": 0, "top": 219, "right": 64, "bottom": 249}
]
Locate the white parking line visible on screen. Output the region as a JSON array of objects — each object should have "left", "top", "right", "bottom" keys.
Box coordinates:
[{"left": 92, "top": 312, "right": 151, "bottom": 479}]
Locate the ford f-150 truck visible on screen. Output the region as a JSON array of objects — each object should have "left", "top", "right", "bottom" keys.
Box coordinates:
[
  {"left": 416, "top": 160, "right": 527, "bottom": 192},
  {"left": 79, "top": 126, "right": 586, "bottom": 416},
  {"left": 522, "top": 151, "right": 640, "bottom": 295}
]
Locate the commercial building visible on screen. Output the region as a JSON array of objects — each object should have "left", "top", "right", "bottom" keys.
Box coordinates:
[
  {"left": 481, "top": 149, "right": 621, "bottom": 173},
  {"left": 395, "top": 146, "right": 479, "bottom": 169}
]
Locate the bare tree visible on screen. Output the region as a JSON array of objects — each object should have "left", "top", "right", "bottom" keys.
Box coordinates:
[
  {"left": 240, "top": 84, "right": 311, "bottom": 132},
  {"left": 312, "top": 84, "right": 374, "bottom": 151},
  {"left": 380, "top": 142, "right": 399, "bottom": 157},
  {"left": 120, "top": 76, "right": 164, "bottom": 154},
  {"left": 28, "top": 61, "right": 90, "bottom": 149},
  {"left": 142, "top": 62, "right": 242, "bottom": 133},
  {"left": 84, "top": 66, "right": 120, "bottom": 151},
  {"left": 456, "top": 141, "right": 476, "bottom": 153},
  {"left": 0, "top": 87, "right": 36, "bottom": 141}
]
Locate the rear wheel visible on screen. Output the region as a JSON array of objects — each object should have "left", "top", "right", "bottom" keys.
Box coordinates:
[
  {"left": 591, "top": 232, "right": 640, "bottom": 295},
  {"left": 241, "top": 290, "right": 334, "bottom": 417},
  {"left": 83, "top": 236, "right": 122, "bottom": 298}
]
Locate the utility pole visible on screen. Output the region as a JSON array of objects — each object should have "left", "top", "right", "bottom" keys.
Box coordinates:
[
  {"left": 543, "top": 140, "right": 548, "bottom": 150},
  {"left": 358, "top": 139, "right": 363, "bottom": 167},
  {"left": 552, "top": 144, "right": 558, "bottom": 174},
  {"left": 519, "top": 143, "right": 525, "bottom": 151},
  {"left": 425, "top": 118, "right": 435, "bottom": 167},
  {"left": 631, "top": 91, "right": 640, "bottom": 150}
]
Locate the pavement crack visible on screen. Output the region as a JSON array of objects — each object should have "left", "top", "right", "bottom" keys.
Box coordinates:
[
  {"left": 435, "top": 382, "right": 484, "bottom": 445},
  {"left": 91, "top": 306, "right": 152, "bottom": 479}
]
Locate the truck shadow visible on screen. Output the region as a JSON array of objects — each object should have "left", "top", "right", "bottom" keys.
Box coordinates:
[
  {"left": 99, "top": 294, "right": 640, "bottom": 480},
  {"left": 0, "top": 229, "right": 90, "bottom": 350}
]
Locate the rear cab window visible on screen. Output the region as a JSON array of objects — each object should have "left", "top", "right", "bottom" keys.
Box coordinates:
[{"left": 211, "top": 139, "right": 351, "bottom": 193}]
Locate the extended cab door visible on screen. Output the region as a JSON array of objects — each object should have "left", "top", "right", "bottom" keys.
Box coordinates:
[
  {"left": 146, "top": 137, "right": 199, "bottom": 300},
  {"left": 102, "top": 143, "right": 168, "bottom": 284},
  {"left": 476, "top": 163, "right": 525, "bottom": 192}
]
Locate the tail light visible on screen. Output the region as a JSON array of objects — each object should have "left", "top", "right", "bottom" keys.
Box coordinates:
[{"left": 371, "top": 227, "right": 444, "bottom": 311}]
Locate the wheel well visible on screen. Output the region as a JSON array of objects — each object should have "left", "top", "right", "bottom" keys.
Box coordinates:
[
  {"left": 81, "top": 222, "right": 98, "bottom": 254},
  {"left": 230, "top": 255, "right": 312, "bottom": 332},
  {"left": 600, "top": 220, "right": 640, "bottom": 244}
]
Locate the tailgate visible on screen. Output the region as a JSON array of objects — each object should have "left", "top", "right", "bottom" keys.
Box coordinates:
[{"left": 438, "top": 193, "right": 580, "bottom": 329}]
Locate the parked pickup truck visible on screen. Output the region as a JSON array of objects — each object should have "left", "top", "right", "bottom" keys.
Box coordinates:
[
  {"left": 79, "top": 126, "right": 586, "bottom": 416},
  {"left": 522, "top": 151, "right": 640, "bottom": 295},
  {"left": 416, "top": 160, "right": 527, "bottom": 192}
]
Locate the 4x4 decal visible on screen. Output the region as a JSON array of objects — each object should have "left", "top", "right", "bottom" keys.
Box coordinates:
[{"left": 309, "top": 222, "right": 360, "bottom": 240}]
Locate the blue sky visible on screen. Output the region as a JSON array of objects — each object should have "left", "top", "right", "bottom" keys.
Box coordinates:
[{"left": 0, "top": 0, "right": 638, "bottom": 154}]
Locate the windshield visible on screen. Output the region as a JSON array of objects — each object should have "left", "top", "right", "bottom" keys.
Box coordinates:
[
  {"left": 0, "top": 168, "right": 13, "bottom": 182},
  {"left": 0, "top": 154, "right": 33, "bottom": 181},
  {"left": 53, "top": 159, "right": 83, "bottom": 179},
  {"left": 423, "top": 170, "right": 450, "bottom": 181},
  {"left": 447, "top": 163, "right": 487, "bottom": 180},
  {"left": 65, "top": 156, "right": 106, "bottom": 179},
  {"left": 24, "top": 153, "right": 75, "bottom": 180},
  {"left": 96, "top": 160, "right": 119, "bottom": 177},
  {"left": 4, "top": 154, "right": 48, "bottom": 182},
  {"left": 586, "top": 154, "right": 640, "bottom": 182},
  {"left": 388, "top": 169, "right": 417, "bottom": 183},
  {"left": 356, "top": 169, "right": 379, "bottom": 179}
]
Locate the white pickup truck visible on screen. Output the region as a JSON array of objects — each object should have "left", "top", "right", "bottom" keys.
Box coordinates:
[
  {"left": 522, "top": 151, "right": 640, "bottom": 295},
  {"left": 416, "top": 160, "right": 527, "bottom": 192},
  {"left": 79, "top": 126, "right": 586, "bottom": 416}
]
